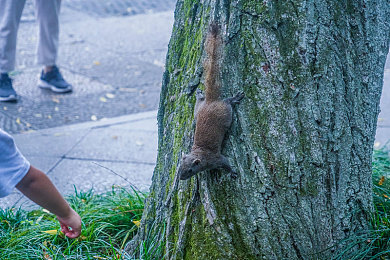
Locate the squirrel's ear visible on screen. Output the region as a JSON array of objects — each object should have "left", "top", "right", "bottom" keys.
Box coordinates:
[{"left": 193, "top": 159, "right": 201, "bottom": 165}]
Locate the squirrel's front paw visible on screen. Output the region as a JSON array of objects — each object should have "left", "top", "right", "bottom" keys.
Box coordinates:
[
  {"left": 234, "top": 92, "right": 245, "bottom": 102},
  {"left": 230, "top": 92, "right": 245, "bottom": 104}
]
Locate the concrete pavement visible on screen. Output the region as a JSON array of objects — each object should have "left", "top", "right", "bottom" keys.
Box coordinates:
[
  {"left": 0, "top": 2, "right": 174, "bottom": 133},
  {"left": 0, "top": 110, "right": 158, "bottom": 209},
  {"left": 376, "top": 55, "right": 390, "bottom": 148}
]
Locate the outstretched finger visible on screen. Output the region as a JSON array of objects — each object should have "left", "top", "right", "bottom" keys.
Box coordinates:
[{"left": 64, "top": 227, "right": 81, "bottom": 238}]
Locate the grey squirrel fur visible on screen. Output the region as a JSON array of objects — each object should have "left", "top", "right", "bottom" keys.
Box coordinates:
[{"left": 178, "top": 23, "right": 244, "bottom": 181}]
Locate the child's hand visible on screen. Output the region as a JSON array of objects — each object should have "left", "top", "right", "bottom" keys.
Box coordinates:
[{"left": 57, "top": 208, "right": 82, "bottom": 238}]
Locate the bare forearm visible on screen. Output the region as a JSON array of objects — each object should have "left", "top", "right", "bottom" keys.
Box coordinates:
[{"left": 16, "top": 166, "right": 71, "bottom": 218}]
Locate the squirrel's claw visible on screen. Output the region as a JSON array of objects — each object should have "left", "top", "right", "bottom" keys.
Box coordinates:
[
  {"left": 225, "top": 92, "right": 245, "bottom": 105},
  {"left": 232, "top": 92, "right": 245, "bottom": 104}
]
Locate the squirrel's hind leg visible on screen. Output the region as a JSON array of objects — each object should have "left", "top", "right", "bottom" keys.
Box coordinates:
[{"left": 194, "top": 89, "right": 205, "bottom": 120}]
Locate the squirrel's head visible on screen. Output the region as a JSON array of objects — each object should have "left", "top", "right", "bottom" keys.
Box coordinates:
[{"left": 178, "top": 154, "right": 203, "bottom": 180}]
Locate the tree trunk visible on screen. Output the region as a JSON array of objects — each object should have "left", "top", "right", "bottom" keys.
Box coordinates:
[{"left": 127, "top": 0, "right": 390, "bottom": 259}]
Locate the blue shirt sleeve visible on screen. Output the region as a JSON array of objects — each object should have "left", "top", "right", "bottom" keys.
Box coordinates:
[{"left": 0, "top": 129, "right": 30, "bottom": 198}]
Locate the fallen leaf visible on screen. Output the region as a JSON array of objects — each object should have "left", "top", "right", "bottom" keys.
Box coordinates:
[
  {"left": 79, "top": 235, "right": 87, "bottom": 241},
  {"left": 132, "top": 220, "right": 141, "bottom": 227},
  {"left": 99, "top": 97, "right": 107, "bottom": 102},
  {"left": 91, "top": 115, "right": 98, "bottom": 121},
  {"left": 16, "top": 118, "right": 21, "bottom": 124},
  {"left": 47, "top": 115, "right": 52, "bottom": 119},
  {"left": 3, "top": 106, "right": 7, "bottom": 110},
  {"left": 42, "top": 229, "right": 58, "bottom": 235},
  {"left": 52, "top": 97, "right": 60, "bottom": 104},
  {"left": 379, "top": 176, "right": 385, "bottom": 186},
  {"left": 93, "top": 61, "right": 101, "bottom": 65},
  {"left": 378, "top": 118, "right": 385, "bottom": 122},
  {"left": 106, "top": 93, "right": 115, "bottom": 99},
  {"left": 384, "top": 194, "right": 389, "bottom": 199},
  {"left": 54, "top": 107, "right": 59, "bottom": 112},
  {"left": 139, "top": 104, "right": 146, "bottom": 108},
  {"left": 112, "top": 135, "right": 118, "bottom": 140},
  {"left": 153, "top": 59, "right": 165, "bottom": 68},
  {"left": 26, "top": 122, "right": 32, "bottom": 128},
  {"left": 374, "top": 142, "right": 381, "bottom": 148},
  {"left": 34, "top": 114, "right": 42, "bottom": 118},
  {"left": 42, "top": 209, "right": 50, "bottom": 214}
]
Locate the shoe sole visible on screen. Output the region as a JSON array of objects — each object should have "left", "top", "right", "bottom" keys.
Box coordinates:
[
  {"left": 0, "top": 95, "right": 17, "bottom": 102},
  {"left": 38, "top": 79, "right": 72, "bottom": 93}
]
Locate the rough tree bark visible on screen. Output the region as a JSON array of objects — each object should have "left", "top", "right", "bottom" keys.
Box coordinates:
[{"left": 127, "top": 0, "right": 390, "bottom": 259}]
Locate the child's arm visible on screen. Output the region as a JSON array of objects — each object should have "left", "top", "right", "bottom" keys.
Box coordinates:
[{"left": 16, "top": 166, "right": 81, "bottom": 238}]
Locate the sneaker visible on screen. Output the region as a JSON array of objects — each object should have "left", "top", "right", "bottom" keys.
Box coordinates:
[
  {"left": 0, "top": 73, "right": 17, "bottom": 102},
  {"left": 38, "top": 66, "right": 72, "bottom": 93}
]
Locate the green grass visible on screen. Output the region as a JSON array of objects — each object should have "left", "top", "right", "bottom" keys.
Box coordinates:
[
  {"left": 366, "top": 149, "right": 390, "bottom": 259},
  {"left": 0, "top": 186, "right": 145, "bottom": 260},
  {"left": 333, "top": 148, "right": 390, "bottom": 259}
]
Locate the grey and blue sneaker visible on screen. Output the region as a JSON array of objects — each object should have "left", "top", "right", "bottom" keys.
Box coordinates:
[
  {"left": 0, "top": 73, "right": 17, "bottom": 102},
  {"left": 38, "top": 66, "right": 72, "bottom": 93}
]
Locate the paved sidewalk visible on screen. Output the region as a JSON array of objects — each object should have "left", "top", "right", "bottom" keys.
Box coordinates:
[
  {"left": 1, "top": 5, "right": 174, "bottom": 133},
  {"left": 0, "top": 110, "right": 158, "bottom": 209},
  {"left": 375, "top": 55, "right": 390, "bottom": 148}
]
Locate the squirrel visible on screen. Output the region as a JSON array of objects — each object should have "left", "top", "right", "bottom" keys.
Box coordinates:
[{"left": 178, "top": 23, "right": 244, "bottom": 181}]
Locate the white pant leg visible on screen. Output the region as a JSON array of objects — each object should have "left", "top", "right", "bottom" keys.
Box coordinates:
[
  {"left": 0, "top": 0, "right": 26, "bottom": 73},
  {"left": 35, "top": 0, "right": 61, "bottom": 66}
]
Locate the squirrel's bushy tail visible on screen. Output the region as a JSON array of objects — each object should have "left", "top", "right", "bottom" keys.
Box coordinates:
[{"left": 204, "top": 22, "right": 222, "bottom": 102}]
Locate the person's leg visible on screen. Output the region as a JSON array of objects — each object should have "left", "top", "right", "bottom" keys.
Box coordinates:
[
  {"left": 35, "top": 0, "right": 71, "bottom": 93},
  {"left": 0, "top": 0, "right": 26, "bottom": 73},
  {"left": 0, "top": 0, "right": 26, "bottom": 101},
  {"left": 35, "top": 0, "right": 61, "bottom": 68}
]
